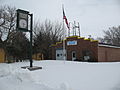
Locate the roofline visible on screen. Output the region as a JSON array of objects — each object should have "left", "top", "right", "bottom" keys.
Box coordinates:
[{"left": 98, "top": 44, "right": 120, "bottom": 49}]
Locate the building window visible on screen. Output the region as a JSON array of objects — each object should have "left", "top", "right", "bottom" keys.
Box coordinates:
[
  {"left": 82, "top": 50, "right": 92, "bottom": 61},
  {"left": 57, "top": 54, "right": 59, "bottom": 57}
]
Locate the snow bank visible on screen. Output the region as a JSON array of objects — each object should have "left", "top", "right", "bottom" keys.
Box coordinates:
[{"left": 0, "top": 60, "right": 120, "bottom": 90}]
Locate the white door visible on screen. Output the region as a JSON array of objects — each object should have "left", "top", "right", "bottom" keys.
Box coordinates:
[
  {"left": 56, "top": 49, "right": 66, "bottom": 60},
  {"left": 72, "top": 51, "right": 76, "bottom": 61}
]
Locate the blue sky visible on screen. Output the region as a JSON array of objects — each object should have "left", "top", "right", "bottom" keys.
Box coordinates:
[{"left": 1, "top": 0, "right": 120, "bottom": 38}]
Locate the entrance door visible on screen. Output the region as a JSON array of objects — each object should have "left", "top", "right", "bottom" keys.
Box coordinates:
[{"left": 72, "top": 51, "right": 76, "bottom": 61}]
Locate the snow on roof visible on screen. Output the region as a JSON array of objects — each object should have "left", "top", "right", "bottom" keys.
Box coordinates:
[{"left": 99, "top": 44, "right": 120, "bottom": 49}]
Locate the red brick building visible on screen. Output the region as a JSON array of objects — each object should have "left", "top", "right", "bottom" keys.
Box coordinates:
[{"left": 52, "top": 36, "right": 120, "bottom": 62}]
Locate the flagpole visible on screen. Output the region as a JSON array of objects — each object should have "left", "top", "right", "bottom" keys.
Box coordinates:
[
  {"left": 62, "top": 5, "right": 66, "bottom": 62},
  {"left": 68, "top": 22, "right": 70, "bottom": 37}
]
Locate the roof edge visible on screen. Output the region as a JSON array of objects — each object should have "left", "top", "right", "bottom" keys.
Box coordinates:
[{"left": 99, "top": 44, "right": 120, "bottom": 49}]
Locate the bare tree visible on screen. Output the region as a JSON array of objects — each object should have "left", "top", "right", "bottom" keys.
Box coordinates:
[
  {"left": 97, "top": 26, "right": 120, "bottom": 46},
  {"left": 6, "top": 32, "right": 30, "bottom": 61},
  {"left": 0, "top": 5, "right": 16, "bottom": 45},
  {"left": 0, "top": 5, "right": 30, "bottom": 61},
  {"left": 33, "top": 20, "right": 63, "bottom": 59},
  {"left": 0, "top": 10, "right": 5, "bottom": 26}
]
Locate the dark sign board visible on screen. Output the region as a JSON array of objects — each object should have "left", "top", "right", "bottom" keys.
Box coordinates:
[{"left": 16, "top": 9, "right": 29, "bottom": 32}]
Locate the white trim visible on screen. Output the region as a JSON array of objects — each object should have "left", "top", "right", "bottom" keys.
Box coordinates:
[
  {"left": 72, "top": 51, "right": 76, "bottom": 61},
  {"left": 98, "top": 44, "right": 120, "bottom": 49}
]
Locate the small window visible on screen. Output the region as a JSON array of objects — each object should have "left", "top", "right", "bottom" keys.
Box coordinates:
[
  {"left": 57, "top": 54, "right": 59, "bottom": 57},
  {"left": 72, "top": 51, "right": 76, "bottom": 58},
  {"left": 73, "top": 52, "right": 76, "bottom": 57}
]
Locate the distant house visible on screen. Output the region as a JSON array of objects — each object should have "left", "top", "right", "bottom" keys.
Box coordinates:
[
  {"left": 0, "top": 47, "right": 18, "bottom": 63},
  {"left": 32, "top": 53, "right": 44, "bottom": 60},
  {"left": 0, "top": 47, "right": 44, "bottom": 63},
  {"left": 0, "top": 48, "right": 5, "bottom": 63},
  {"left": 52, "top": 36, "right": 120, "bottom": 62}
]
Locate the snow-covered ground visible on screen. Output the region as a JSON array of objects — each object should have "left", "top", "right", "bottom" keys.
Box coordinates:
[{"left": 0, "top": 60, "right": 120, "bottom": 90}]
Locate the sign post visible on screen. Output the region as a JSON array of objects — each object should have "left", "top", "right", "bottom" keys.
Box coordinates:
[
  {"left": 16, "top": 9, "right": 33, "bottom": 67},
  {"left": 30, "top": 14, "right": 33, "bottom": 67}
]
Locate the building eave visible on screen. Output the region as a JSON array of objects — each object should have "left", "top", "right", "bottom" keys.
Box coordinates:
[{"left": 98, "top": 44, "right": 120, "bottom": 49}]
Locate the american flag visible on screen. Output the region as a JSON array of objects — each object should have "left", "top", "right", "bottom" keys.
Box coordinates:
[{"left": 63, "top": 7, "right": 70, "bottom": 30}]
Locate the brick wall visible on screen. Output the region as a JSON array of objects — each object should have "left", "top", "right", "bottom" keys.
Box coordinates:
[
  {"left": 98, "top": 45, "right": 120, "bottom": 62},
  {"left": 52, "top": 36, "right": 98, "bottom": 61},
  {"left": 52, "top": 37, "right": 120, "bottom": 62}
]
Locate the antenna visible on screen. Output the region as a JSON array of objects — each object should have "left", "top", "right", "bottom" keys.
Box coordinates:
[
  {"left": 67, "top": 21, "right": 81, "bottom": 37},
  {"left": 71, "top": 21, "right": 80, "bottom": 37},
  {"left": 78, "top": 22, "right": 80, "bottom": 37}
]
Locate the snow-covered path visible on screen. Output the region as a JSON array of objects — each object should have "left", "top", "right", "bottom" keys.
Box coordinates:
[{"left": 0, "top": 60, "right": 120, "bottom": 90}]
